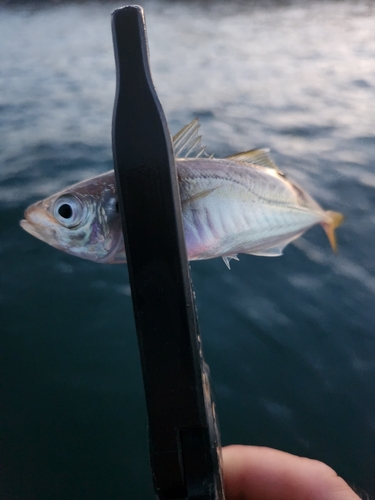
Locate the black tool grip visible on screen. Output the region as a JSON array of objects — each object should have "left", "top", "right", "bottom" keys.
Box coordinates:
[{"left": 111, "top": 6, "right": 224, "bottom": 499}]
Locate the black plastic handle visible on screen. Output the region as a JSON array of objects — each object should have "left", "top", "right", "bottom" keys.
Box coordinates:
[{"left": 111, "top": 6, "right": 224, "bottom": 499}]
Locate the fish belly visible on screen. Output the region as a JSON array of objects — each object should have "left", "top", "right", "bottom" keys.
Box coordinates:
[{"left": 182, "top": 194, "right": 322, "bottom": 260}]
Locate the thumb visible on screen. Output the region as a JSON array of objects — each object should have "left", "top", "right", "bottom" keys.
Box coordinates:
[{"left": 222, "top": 445, "right": 362, "bottom": 500}]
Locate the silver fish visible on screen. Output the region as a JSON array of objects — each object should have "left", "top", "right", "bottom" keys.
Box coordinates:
[{"left": 20, "top": 119, "right": 343, "bottom": 268}]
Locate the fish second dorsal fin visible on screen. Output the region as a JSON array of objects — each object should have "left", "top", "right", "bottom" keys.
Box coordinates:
[
  {"left": 226, "top": 148, "right": 282, "bottom": 173},
  {"left": 173, "top": 119, "right": 209, "bottom": 159}
]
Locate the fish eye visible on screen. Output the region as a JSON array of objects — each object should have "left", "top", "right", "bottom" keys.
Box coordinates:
[
  {"left": 58, "top": 204, "right": 73, "bottom": 219},
  {"left": 53, "top": 195, "right": 86, "bottom": 228}
]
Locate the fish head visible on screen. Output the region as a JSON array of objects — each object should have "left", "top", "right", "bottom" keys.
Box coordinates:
[{"left": 20, "top": 173, "right": 124, "bottom": 263}]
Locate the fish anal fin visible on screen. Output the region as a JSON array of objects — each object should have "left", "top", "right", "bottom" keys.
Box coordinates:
[
  {"left": 250, "top": 246, "right": 284, "bottom": 257},
  {"left": 322, "top": 211, "right": 344, "bottom": 253},
  {"left": 222, "top": 254, "right": 239, "bottom": 269},
  {"left": 226, "top": 148, "right": 281, "bottom": 173}
]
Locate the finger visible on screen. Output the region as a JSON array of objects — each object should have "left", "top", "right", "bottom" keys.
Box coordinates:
[{"left": 222, "top": 445, "right": 361, "bottom": 500}]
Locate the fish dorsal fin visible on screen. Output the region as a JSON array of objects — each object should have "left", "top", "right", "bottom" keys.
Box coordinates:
[
  {"left": 226, "top": 148, "right": 282, "bottom": 173},
  {"left": 173, "top": 119, "right": 209, "bottom": 159}
]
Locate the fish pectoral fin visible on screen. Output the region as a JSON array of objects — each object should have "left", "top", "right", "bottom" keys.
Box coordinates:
[
  {"left": 173, "top": 119, "right": 209, "bottom": 159},
  {"left": 182, "top": 187, "right": 218, "bottom": 205},
  {"left": 222, "top": 254, "right": 239, "bottom": 269},
  {"left": 249, "top": 246, "right": 285, "bottom": 257},
  {"left": 321, "top": 211, "right": 344, "bottom": 253},
  {"left": 226, "top": 149, "right": 283, "bottom": 173}
]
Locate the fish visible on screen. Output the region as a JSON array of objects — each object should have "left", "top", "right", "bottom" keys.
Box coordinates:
[{"left": 20, "top": 119, "right": 343, "bottom": 269}]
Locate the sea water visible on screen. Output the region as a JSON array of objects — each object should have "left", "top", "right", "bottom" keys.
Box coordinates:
[{"left": 1, "top": 1, "right": 375, "bottom": 498}]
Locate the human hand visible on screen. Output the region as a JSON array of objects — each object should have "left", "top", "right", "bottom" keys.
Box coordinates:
[{"left": 222, "top": 445, "right": 361, "bottom": 500}]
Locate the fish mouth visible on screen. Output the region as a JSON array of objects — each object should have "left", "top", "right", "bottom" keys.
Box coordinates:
[
  {"left": 20, "top": 204, "right": 58, "bottom": 246},
  {"left": 20, "top": 218, "right": 49, "bottom": 243}
]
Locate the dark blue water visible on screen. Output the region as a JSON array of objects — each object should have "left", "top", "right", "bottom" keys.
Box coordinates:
[{"left": 1, "top": 1, "right": 375, "bottom": 498}]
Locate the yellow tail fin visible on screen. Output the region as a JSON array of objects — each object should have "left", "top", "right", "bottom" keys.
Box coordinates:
[{"left": 322, "top": 211, "right": 344, "bottom": 253}]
